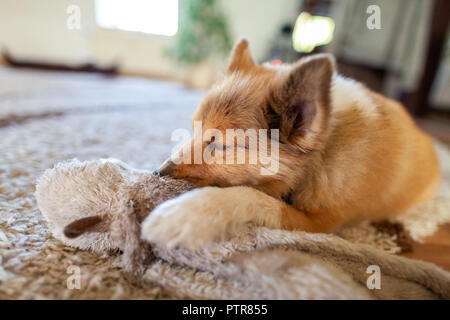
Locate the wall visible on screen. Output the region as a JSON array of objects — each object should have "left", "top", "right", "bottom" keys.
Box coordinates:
[
  {"left": 0, "top": 0, "right": 93, "bottom": 63},
  {"left": 221, "top": 0, "right": 300, "bottom": 63},
  {"left": 0, "top": 0, "right": 301, "bottom": 82}
]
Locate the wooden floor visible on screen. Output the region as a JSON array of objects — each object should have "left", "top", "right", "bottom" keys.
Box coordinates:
[
  {"left": 402, "top": 116, "right": 450, "bottom": 271},
  {"left": 401, "top": 224, "right": 450, "bottom": 271}
]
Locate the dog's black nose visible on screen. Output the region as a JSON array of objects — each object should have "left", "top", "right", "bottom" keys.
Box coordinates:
[
  {"left": 152, "top": 170, "right": 159, "bottom": 176},
  {"left": 158, "top": 159, "right": 175, "bottom": 177}
]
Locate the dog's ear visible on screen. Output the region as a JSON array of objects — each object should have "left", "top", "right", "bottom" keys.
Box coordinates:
[
  {"left": 268, "top": 54, "right": 335, "bottom": 151},
  {"left": 227, "top": 38, "right": 255, "bottom": 73}
]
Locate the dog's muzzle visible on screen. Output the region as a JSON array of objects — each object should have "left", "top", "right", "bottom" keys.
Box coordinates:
[{"left": 154, "top": 159, "right": 175, "bottom": 177}]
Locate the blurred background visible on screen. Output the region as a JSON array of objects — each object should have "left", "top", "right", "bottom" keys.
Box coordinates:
[{"left": 0, "top": 0, "right": 449, "bottom": 141}]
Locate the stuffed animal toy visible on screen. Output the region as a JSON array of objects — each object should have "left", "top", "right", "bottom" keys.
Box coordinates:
[{"left": 35, "top": 158, "right": 196, "bottom": 276}]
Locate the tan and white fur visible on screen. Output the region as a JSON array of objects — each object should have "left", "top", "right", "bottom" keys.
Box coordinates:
[{"left": 142, "top": 39, "right": 440, "bottom": 248}]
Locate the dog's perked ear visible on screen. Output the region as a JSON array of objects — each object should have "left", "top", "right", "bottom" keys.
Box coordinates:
[
  {"left": 227, "top": 38, "right": 255, "bottom": 73},
  {"left": 268, "top": 54, "right": 335, "bottom": 152}
]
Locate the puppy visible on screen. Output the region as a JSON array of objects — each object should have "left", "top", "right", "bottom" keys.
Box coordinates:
[{"left": 142, "top": 39, "right": 440, "bottom": 248}]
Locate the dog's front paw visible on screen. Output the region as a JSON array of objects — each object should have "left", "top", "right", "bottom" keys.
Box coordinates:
[{"left": 141, "top": 187, "right": 237, "bottom": 248}]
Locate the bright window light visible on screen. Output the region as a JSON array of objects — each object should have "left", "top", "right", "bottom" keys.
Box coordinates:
[
  {"left": 95, "top": 0, "right": 178, "bottom": 36},
  {"left": 293, "top": 12, "right": 335, "bottom": 53}
]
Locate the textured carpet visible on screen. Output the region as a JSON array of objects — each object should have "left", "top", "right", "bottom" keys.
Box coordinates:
[{"left": 0, "top": 67, "right": 449, "bottom": 299}]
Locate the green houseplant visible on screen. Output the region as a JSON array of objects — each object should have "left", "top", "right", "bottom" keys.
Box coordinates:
[{"left": 166, "top": 0, "right": 232, "bottom": 87}]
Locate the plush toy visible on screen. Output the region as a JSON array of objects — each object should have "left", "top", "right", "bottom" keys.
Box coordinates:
[{"left": 35, "top": 158, "right": 196, "bottom": 276}]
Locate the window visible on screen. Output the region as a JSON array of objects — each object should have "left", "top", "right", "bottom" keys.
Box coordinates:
[{"left": 95, "top": 0, "right": 178, "bottom": 36}]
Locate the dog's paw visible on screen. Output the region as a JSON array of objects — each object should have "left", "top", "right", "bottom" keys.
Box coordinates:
[{"left": 141, "top": 187, "right": 239, "bottom": 248}]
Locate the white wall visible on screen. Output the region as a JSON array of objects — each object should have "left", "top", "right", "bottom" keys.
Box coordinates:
[
  {"left": 221, "top": 0, "right": 300, "bottom": 63},
  {"left": 0, "top": 0, "right": 92, "bottom": 62},
  {"left": 0, "top": 0, "right": 300, "bottom": 80}
]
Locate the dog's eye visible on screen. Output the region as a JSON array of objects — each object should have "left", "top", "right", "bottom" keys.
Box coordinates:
[
  {"left": 266, "top": 104, "right": 281, "bottom": 129},
  {"left": 209, "top": 142, "right": 227, "bottom": 151},
  {"left": 205, "top": 137, "right": 215, "bottom": 147},
  {"left": 206, "top": 137, "right": 228, "bottom": 151},
  {"left": 236, "top": 144, "right": 249, "bottom": 150}
]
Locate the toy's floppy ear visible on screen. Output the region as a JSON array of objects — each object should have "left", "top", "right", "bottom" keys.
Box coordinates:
[
  {"left": 227, "top": 38, "right": 255, "bottom": 73},
  {"left": 63, "top": 215, "right": 102, "bottom": 238}
]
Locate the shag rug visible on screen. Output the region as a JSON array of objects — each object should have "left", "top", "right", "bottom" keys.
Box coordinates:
[{"left": 0, "top": 67, "right": 449, "bottom": 299}]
